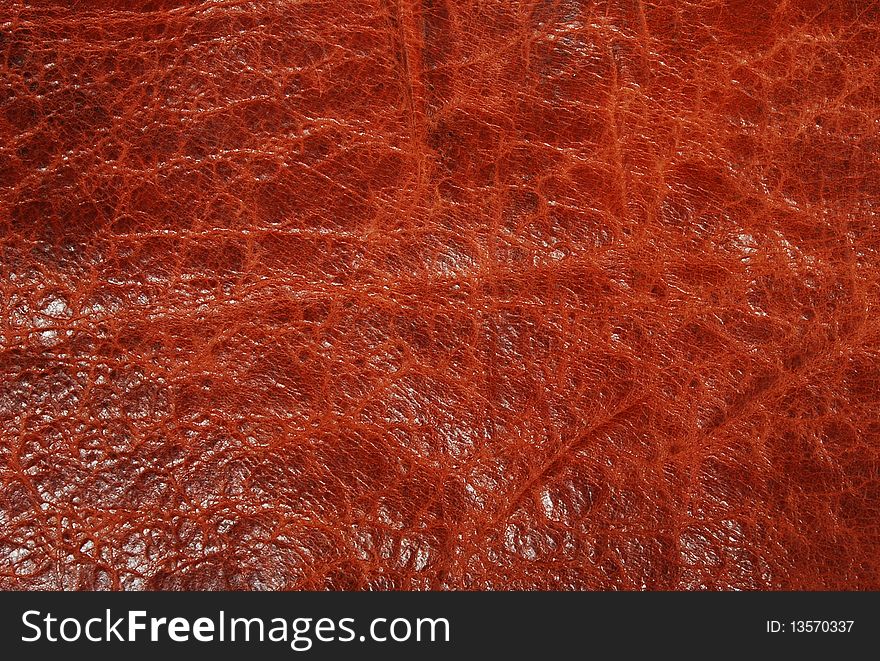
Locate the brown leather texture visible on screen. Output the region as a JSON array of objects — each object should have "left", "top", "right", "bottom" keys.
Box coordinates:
[{"left": 1, "top": 0, "right": 879, "bottom": 591}]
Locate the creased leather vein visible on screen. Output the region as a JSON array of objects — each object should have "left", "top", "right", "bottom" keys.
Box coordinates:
[{"left": 0, "top": 0, "right": 878, "bottom": 590}]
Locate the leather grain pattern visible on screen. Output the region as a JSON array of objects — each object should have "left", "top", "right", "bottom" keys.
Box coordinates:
[{"left": 1, "top": 0, "right": 878, "bottom": 590}]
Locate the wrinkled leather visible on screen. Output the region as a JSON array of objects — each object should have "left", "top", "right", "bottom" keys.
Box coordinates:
[{"left": 1, "top": 0, "right": 878, "bottom": 591}]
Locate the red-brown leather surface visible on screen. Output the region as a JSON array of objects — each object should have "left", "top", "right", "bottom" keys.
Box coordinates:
[{"left": 1, "top": 0, "right": 878, "bottom": 591}]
